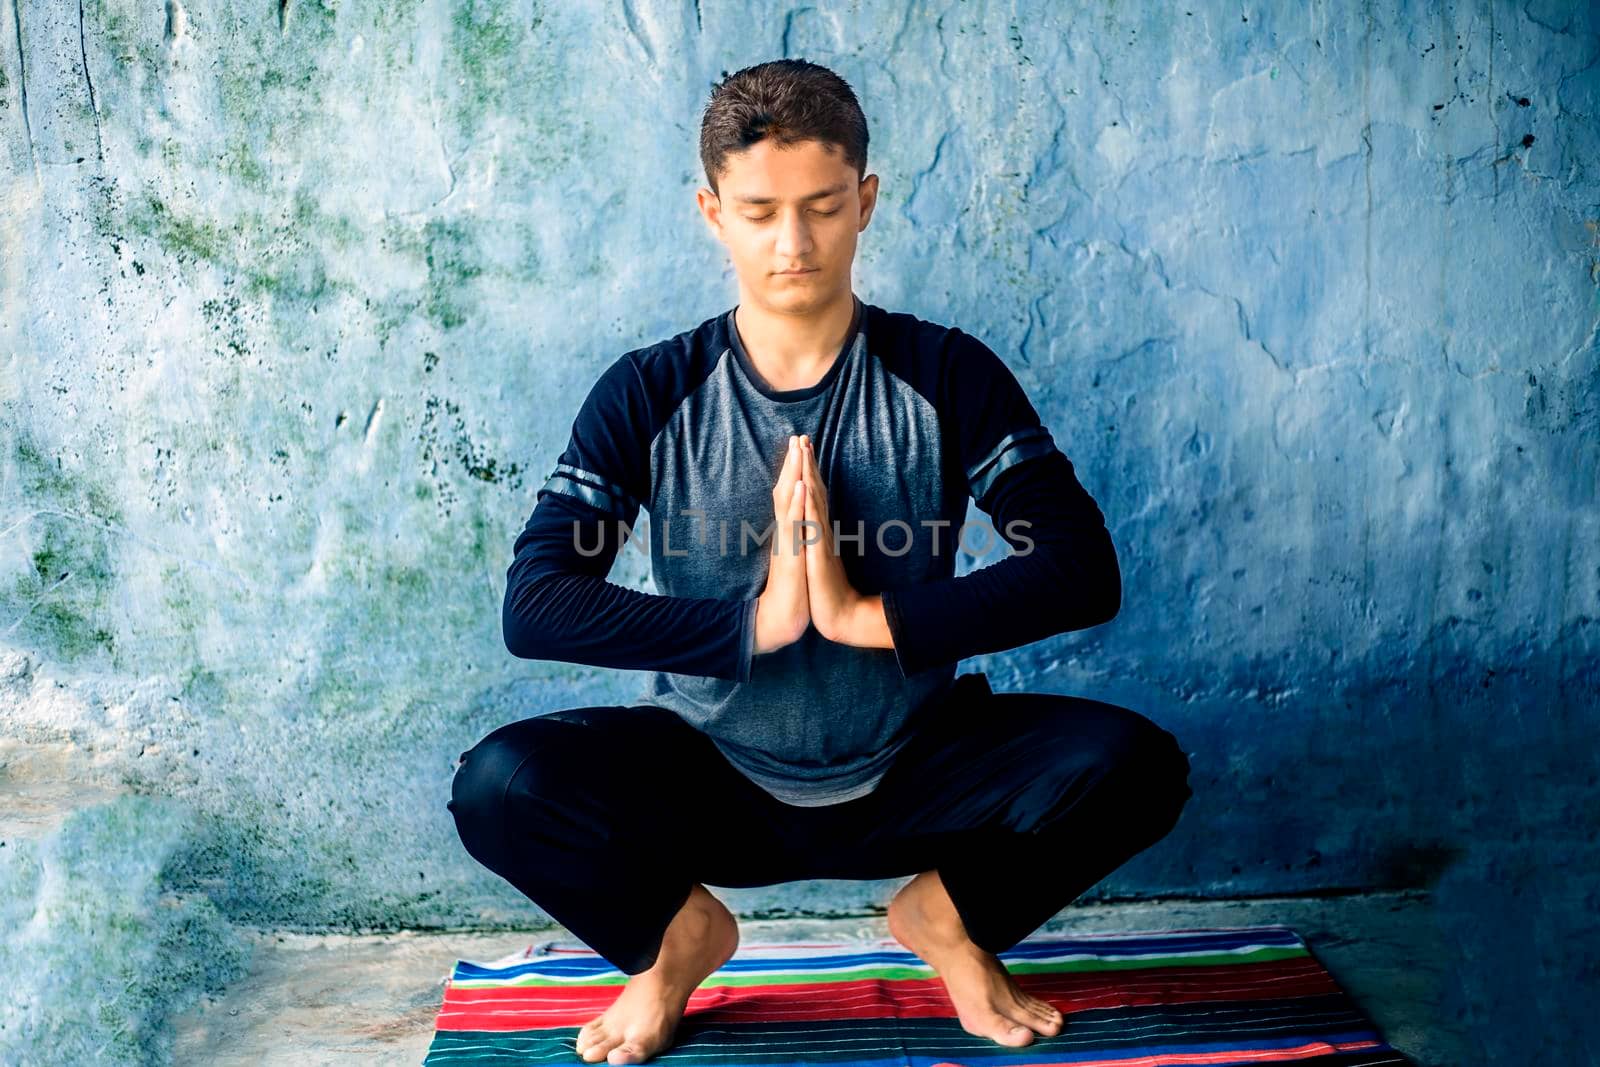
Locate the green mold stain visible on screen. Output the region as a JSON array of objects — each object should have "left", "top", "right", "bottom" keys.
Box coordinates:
[
  {"left": 383, "top": 563, "right": 430, "bottom": 595},
  {"left": 101, "top": 1, "right": 560, "bottom": 345},
  {"left": 401, "top": 219, "right": 484, "bottom": 331},
  {"left": 0, "top": 795, "right": 251, "bottom": 1064},
  {"left": 465, "top": 507, "right": 497, "bottom": 566},
  {"left": 448, "top": 0, "right": 526, "bottom": 137},
  {"left": 122, "top": 193, "right": 360, "bottom": 308},
  {"left": 7, "top": 437, "right": 122, "bottom": 666},
  {"left": 426, "top": 219, "right": 487, "bottom": 330},
  {"left": 17, "top": 439, "right": 123, "bottom": 526},
  {"left": 417, "top": 393, "right": 526, "bottom": 522},
  {"left": 125, "top": 195, "right": 231, "bottom": 264},
  {"left": 215, "top": 0, "right": 337, "bottom": 132},
  {"left": 83, "top": 0, "right": 164, "bottom": 90},
  {"left": 372, "top": 214, "right": 544, "bottom": 342},
  {"left": 291, "top": 186, "right": 361, "bottom": 249},
  {"left": 89, "top": 0, "right": 134, "bottom": 55},
  {"left": 369, "top": 0, "right": 428, "bottom": 34},
  {"left": 280, "top": 481, "right": 511, "bottom": 718},
  {"left": 219, "top": 138, "right": 270, "bottom": 189},
  {"left": 179, "top": 661, "right": 228, "bottom": 713}
]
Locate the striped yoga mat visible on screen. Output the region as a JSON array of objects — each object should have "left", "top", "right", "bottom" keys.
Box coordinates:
[{"left": 424, "top": 923, "right": 1413, "bottom": 1065}]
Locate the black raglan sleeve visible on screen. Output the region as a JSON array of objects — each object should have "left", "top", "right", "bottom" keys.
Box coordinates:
[
  {"left": 503, "top": 352, "right": 760, "bottom": 682},
  {"left": 878, "top": 329, "right": 1120, "bottom": 678}
]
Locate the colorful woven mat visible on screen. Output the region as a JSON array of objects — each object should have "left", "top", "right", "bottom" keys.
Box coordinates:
[{"left": 424, "top": 923, "right": 1413, "bottom": 1065}]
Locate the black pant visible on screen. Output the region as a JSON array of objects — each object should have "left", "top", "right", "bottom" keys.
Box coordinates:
[{"left": 448, "top": 671, "right": 1193, "bottom": 976}]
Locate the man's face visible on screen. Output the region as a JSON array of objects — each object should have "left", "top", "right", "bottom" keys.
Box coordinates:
[{"left": 697, "top": 138, "right": 878, "bottom": 312}]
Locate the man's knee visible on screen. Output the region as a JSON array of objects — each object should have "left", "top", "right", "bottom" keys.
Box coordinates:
[
  {"left": 1050, "top": 702, "right": 1192, "bottom": 833},
  {"left": 1104, "top": 713, "right": 1192, "bottom": 837},
  {"left": 448, "top": 718, "right": 568, "bottom": 850}
]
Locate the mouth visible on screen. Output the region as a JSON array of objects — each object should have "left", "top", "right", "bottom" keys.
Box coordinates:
[{"left": 777, "top": 268, "right": 818, "bottom": 275}]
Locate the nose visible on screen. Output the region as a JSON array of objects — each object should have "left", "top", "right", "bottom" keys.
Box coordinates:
[{"left": 775, "top": 214, "right": 814, "bottom": 260}]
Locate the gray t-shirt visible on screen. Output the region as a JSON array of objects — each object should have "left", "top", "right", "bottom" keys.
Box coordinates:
[
  {"left": 503, "top": 295, "right": 1119, "bottom": 806},
  {"left": 635, "top": 295, "right": 952, "bottom": 804}
]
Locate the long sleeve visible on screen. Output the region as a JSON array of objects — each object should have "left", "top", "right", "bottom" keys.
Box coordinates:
[
  {"left": 503, "top": 353, "right": 760, "bottom": 682},
  {"left": 879, "top": 330, "right": 1120, "bottom": 678}
]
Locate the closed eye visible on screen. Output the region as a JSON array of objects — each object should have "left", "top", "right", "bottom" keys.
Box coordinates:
[{"left": 743, "top": 209, "right": 840, "bottom": 222}]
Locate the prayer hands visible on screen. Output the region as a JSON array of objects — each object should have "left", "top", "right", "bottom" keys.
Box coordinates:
[
  {"left": 796, "top": 435, "right": 866, "bottom": 644},
  {"left": 753, "top": 434, "right": 876, "bottom": 655},
  {"left": 752, "top": 434, "right": 812, "bottom": 654}
]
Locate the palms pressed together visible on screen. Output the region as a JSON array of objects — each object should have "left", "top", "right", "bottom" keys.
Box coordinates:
[{"left": 754, "top": 433, "right": 872, "bottom": 652}]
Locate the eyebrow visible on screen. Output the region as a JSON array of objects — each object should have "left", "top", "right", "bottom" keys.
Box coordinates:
[{"left": 730, "top": 183, "right": 849, "bottom": 206}]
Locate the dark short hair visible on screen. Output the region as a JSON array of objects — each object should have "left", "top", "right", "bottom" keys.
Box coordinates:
[{"left": 699, "top": 59, "right": 869, "bottom": 197}]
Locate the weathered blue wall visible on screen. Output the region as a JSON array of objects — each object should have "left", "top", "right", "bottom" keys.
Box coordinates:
[{"left": 1, "top": 0, "right": 1595, "bottom": 1061}]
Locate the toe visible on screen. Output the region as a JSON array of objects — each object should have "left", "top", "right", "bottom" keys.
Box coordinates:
[
  {"left": 1001, "top": 1021, "right": 1035, "bottom": 1046},
  {"left": 579, "top": 1028, "right": 620, "bottom": 1063},
  {"left": 999, "top": 998, "right": 1053, "bottom": 1040},
  {"left": 577, "top": 1018, "right": 605, "bottom": 1047},
  {"left": 607, "top": 1043, "right": 644, "bottom": 1065},
  {"left": 1020, "top": 995, "right": 1063, "bottom": 1031},
  {"left": 985, "top": 1014, "right": 1035, "bottom": 1047}
]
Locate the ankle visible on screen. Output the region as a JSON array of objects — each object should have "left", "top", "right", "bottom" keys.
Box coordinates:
[
  {"left": 639, "top": 886, "right": 736, "bottom": 983},
  {"left": 890, "top": 877, "right": 973, "bottom": 955}
]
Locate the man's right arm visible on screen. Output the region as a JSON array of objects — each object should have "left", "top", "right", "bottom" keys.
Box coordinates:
[
  {"left": 503, "top": 491, "right": 759, "bottom": 681},
  {"left": 502, "top": 352, "right": 759, "bottom": 683}
]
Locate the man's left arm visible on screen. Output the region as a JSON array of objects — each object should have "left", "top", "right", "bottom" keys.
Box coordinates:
[{"left": 865, "top": 330, "right": 1121, "bottom": 678}]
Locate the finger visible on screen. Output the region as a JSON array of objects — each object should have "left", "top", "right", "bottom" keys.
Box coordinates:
[
  {"left": 804, "top": 480, "right": 829, "bottom": 555},
  {"left": 802, "top": 464, "right": 821, "bottom": 522},
  {"left": 789, "top": 478, "right": 805, "bottom": 553},
  {"left": 801, "top": 481, "right": 817, "bottom": 556},
  {"left": 783, "top": 435, "right": 798, "bottom": 478},
  {"left": 776, "top": 437, "right": 799, "bottom": 502},
  {"left": 803, "top": 439, "right": 825, "bottom": 496},
  {"left": 802, "top": 451, "right": 827, "bottom": 522}
]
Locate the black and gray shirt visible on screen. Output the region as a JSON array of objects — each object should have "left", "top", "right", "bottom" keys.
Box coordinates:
[{"left": 503, "top": 295, "right": 1120, "bottom": 806}]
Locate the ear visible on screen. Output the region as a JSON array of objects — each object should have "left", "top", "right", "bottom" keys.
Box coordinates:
[
  {"left": 857, "top": 173, "right": 880, "bottom": 229},
  {"left": 694, "top": 186, "right": 725, "bottom": 237}
]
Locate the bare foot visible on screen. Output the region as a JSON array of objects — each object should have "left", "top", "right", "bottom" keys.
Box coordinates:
[
  {"left": 576, "top": 883, "right": 740, "bottom": 1064},
  {"left": 887, "top": 870, "right": 1064, "bottom": 1047}
]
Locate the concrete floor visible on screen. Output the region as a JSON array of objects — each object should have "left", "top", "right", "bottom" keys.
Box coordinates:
[{"left": 170, "top": 888, "right": 1466, "bottom": 1067}]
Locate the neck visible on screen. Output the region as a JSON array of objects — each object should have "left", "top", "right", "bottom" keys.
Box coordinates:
[{"left": 733, "top": 288, "right": 858, "bottom": 391}]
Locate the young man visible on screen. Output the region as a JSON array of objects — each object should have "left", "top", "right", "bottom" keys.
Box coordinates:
[{"left": 450, "top": 60, "right": 1193, "bottom": 1066}]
